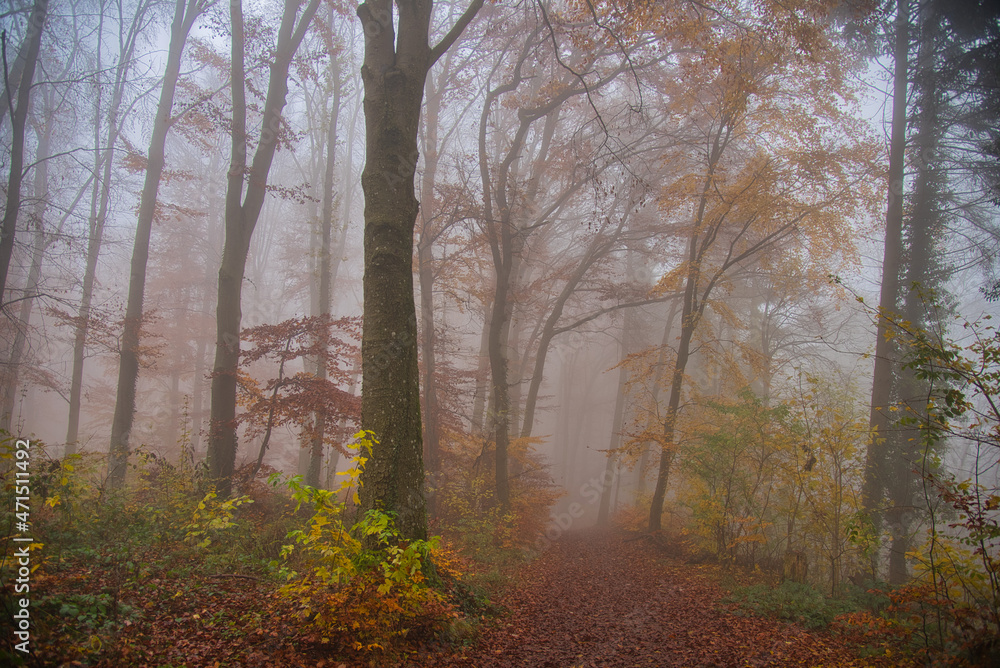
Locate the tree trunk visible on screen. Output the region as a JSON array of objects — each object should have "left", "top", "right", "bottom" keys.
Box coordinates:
[
  {"left": 108, "top": 0, "right": 202, "bottom": 489},
  {"left": 207, "top": 0, "right": 320, "bottom": 495},
  {"left": 648, "top": 130, "right": 725, "bottom": 532},
  {"left": 487, "top": 262, "right": 513, "bottom": 511},
  {"left": 355, "top": 0, "right": 482, "bottom": 539},
  {"left": 1, "top": 113, "right": 51, "bottom": 433},
  {"left": 648, "top": 317, "right": 694, "bottom": 532},
  {"left": 307, "top": 51, "right": 342, "bottom": 489},
  {"left": 253, "top": 336, "right": 292, "bottom": 477},
  {"left": 324, "top": 363, "right": 358, "bottom": 489},
  {"left": 329, "top": 76, "right": 361, "bottom": 295},
  {"left": 0, "top": 0, "right": 47, "bottom": 302},
  {"left": 862, "top": 0, "right": 910, "bottom": 525},
  {"left": 0, "top": 23, "right": 31, "bottom": 129},
  {"left": 635, "top": 299, "right": 679, "bottom": 501},
  {"left": 191, "top": 313, "right": 208, "bottom": 457},
  {"left": 417, "top": 239, "right": 440, "bottom": 476},
  {"left": 519, "top": 238, "right": 614, "bottom": 439},
  {"left": 418, "top": 66, "right": 443, "bottom": 491},
  {"left": 558, "top": 350, "right": 576, "bottom": 487},
  {"left": 471, "top": 304, "right": 491, "bottom": 432},
  {"left": 598, "top": 259, "right": 639, "bottom": 525},
  {"left": 190, "top": 186, "right": 221, "bottom": 460},
  {"left": 886, "top": 3, "right": 942, "bottom": 585},
  {"left": 479, "top": 74, "right": 555, "bottom": 511},
  {"left": 66, "top": 0, "right": 149, "bottom": 454},
  {"left": 356, "top": 0, "right": 430, "bottom": 537},
  {"left": 598, "top": 343, "right": 629, "bottom": 525}
]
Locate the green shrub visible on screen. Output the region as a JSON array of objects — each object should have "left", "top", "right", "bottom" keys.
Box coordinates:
[
  {"left": 726, "top": 580, "right": 856, "bottom": 629},
  {"left": 271, "top": 431, "right": 461, "bottom": 664}
]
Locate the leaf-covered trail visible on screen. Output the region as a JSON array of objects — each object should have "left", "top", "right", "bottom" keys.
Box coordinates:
[{"left": 438, "top": 529, "right": 895, "bottom": 668}]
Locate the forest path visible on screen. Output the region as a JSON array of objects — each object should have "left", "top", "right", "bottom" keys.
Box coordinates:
[{"left": 436, "top": 528, "right": 884, "bottom": 668}]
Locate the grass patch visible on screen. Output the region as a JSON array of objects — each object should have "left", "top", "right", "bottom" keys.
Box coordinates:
[{"left": 724, "top": 580, "right": 890, "bottom": 631}]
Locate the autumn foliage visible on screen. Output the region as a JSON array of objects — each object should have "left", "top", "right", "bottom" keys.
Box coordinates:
[{"left": 235, "top": 314, "right": 361, "bottom": 473}]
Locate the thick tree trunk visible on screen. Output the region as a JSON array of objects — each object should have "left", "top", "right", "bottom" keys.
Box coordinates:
[
  {"left": 207, "top": 0, "right": 320, "bottom": 495},
  {"left": 356, "top": 0, "right": 431, "bottom": 538},
  {"left": 487, "top": 263, "right": 513, "bottom": 511},
  {"left": 355, "top": 0, "right": 482, "bottom": 539},
  {"left": 108, "top": 0, "right": 202, "bottom": 489},
  {"left": 0, "top": 0, "right": 47, "bottom": 303}
]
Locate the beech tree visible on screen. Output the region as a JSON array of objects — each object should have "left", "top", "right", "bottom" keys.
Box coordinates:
[
  {"left": 0, "top": 0, "right": 48, "bottom": 305},
  {"left": 474, "top": 11, "right": 647, "bottom": 509},
  {"left": 66, "top": 0, "right": 156, "bottom": 455},
  {"left": 416, "top": 28, "right": 489, "bottom": 495},
  {"left": 108, "top": 0, "right": 209, "bottom": 489},
  {"left": 354, "top": 0, "right": 482, "bottom": 540},
  {"left": 236, "top": 315, "right": 360, "bottom": 478},
  {"left": 303, "top": 12, "right": 345, "bottom": 488},
  {"left": 645, "top": 18, "right": 876, "bottom": 532},
  {"left": 207, "top": 0, "right": 321, "bottom": 495}
]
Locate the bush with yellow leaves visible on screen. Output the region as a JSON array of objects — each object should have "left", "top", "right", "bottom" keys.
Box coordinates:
[{"left": 271, "top": 431, "right": 459, "bottom": 664}]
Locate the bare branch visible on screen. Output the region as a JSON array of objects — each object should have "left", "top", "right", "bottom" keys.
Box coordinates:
[{"left": 430, "top": 0, "right": 484, "bottom": 66}]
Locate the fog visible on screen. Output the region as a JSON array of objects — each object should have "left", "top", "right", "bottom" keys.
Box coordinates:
[{"left": 2, "top": 0, "right": 999, "bottom": 613}]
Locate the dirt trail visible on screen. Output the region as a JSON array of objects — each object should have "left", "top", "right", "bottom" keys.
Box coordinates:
[{"left": 439, "top": 529, "right": 885, "bottom": 668}]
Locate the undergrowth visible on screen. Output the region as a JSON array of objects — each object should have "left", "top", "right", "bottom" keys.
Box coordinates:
[
  {"left": 0, "top": 431, "right": 515, "bottom": 667},
  {"left": 725, "top": 580, "right": 890, "bottom": 631}
]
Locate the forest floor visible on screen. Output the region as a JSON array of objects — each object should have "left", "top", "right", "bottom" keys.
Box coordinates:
[
  {"left": 425, "top": 528, "right": 907, "bottom": 668},
  {"left": 37, "top": 527, "right": 909, "bottom": 668}
]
